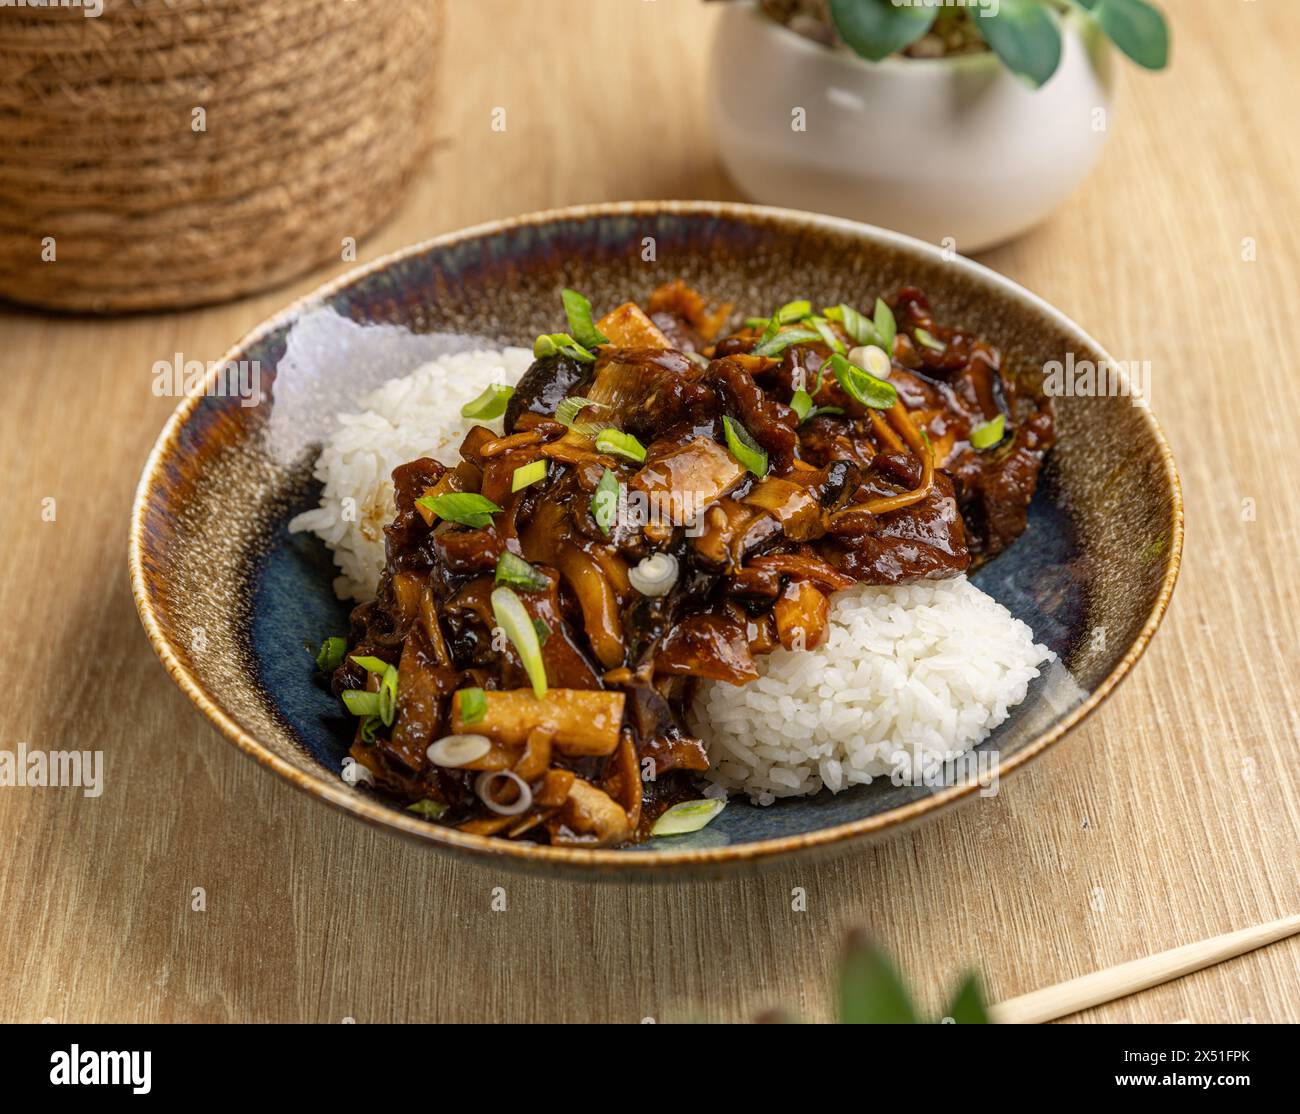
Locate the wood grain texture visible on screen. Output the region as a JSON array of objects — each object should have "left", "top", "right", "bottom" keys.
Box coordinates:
[{"left": 1, "top": 0, "right": 1296, "bottom": 1024}]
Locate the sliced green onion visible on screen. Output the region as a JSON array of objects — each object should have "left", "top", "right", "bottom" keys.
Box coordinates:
[
  {"left": 914, "top": 327, "right": 945, "bottom": 352},
  {"left": 491, "top": 586, "right": 547, "bottom": 698},
  {"left": 379, "top": 665, "right": 399, "bottom": 727},
  {"left": 407, "top": 799, "right": 447, "bottom": 820},
  {"left": 751, "top": 327, "right": 823, "bottom": 359},
  {"left": 592, "top": 467, "right": 619, "bottom": 535},
  {"left": 342, "top": 690, "right": 381, "bottom": 717},
  {"left": 790, "top": 389, "right": 814, "bottom": 423},
  {"left": 776, "top": 298, "right": 812, "bottom": 324},
  {"left": 554, "top": 395, "right": 607, "bottom": 436},
  {"left": 651, "top": 798, "right": 726, "bottom": 836},
  {"left": 594, "top": 429, "right": 647, "bottom": 463},
  {"left": 533, "top": 618, "right": 551, "bottom": 645},
  {"left": 757, "top": 312, "right": 782, "bottom": 345},
  {"left": 511, "top": 459, "right": 547, "bottom": 492},
  {"left": 722, "top": 415, "right": 768, "bottom": 476},
  {"left": 348, "top": 654, "right": 389, "bottom": 675},
  {"left": 495, "top": 550, "right": 548, "bottom": 591},
  {"left": 825, "top": 303, "right": 877, "bottom": 347},
  {"left": 810, "top": 316, "right": 845, "bottom": 354},
  {"left": 315, "top": 636, "right": 346, "bottom": 671},
  {"left": 849, "top": 344, "right": 893, "bottom": 381},
  {"left": 457, "top": 687, "right": 487, "bottom": 726},
  {"left": 415, "top": 491, "right": 502, "bottom": 529},
  {"left": 533, "top": 332, "right": 596, "bottom": 363},
  {"left": 970, "top": 414, "right": 1007, "bottom": 450},
  {"left": 561, "top": 288, "right": 609, "bottom": 349},
  {"left": 743, "top": 316, "right": 771, "bottom": 330},
  {"left": 359, "top": 715, "right": 381, "bottom": 744},
  {"left": 827, "top": 353, "right": 897, "bottom": 411},
  {"left": 460, "top": 383, "right": 514, "bottom": 420},
  {"left": 873, "top": 297, "right": 897, "bottom": 354}
]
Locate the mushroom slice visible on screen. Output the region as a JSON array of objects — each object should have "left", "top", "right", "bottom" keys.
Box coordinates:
[
  {"left": 449, "top": 689, "right": 625, "bottom": 756},
  {"left": 552, "top": 778, "right": 631, "bottom": 846}
]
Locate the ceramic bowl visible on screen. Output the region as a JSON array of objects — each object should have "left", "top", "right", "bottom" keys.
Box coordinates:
[
  {"left": 129, "top": 201, "right": 1182, "bottom": 879},
  {"left": 709, "top": 4, "right": 1115, "bottom": 252}
]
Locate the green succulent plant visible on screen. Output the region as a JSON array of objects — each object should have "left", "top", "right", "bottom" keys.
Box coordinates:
[
  {"left": 824, "top": 0, "right": 1169, "bottom": 88},
  {"left": 761, "top": 933, "right": 994, "bottom": 1023}
]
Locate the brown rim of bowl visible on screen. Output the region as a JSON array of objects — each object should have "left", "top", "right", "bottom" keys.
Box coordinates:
[{"left": 128, "top": 200, "right": 1184, "bottom": 873}]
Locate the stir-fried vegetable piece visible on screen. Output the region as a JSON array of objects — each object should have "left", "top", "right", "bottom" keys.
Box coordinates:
[
  {"left": 873, "top": 297, "right": 897, "bottom": 353},
  {"left": 651, "top": 798, "right": 726, "bottom": 836},
  {"left": 534, "top": 332, "right": 596, "bottom": 363},
  {"left": 458, "top": 687, "right": 487, "bottom": 725},
  {"left": 826, "top": 353, "right": 897, "bottom": 410},
  {"left": 315, "top": 636, "right": 346, "bottom": 671},
  {"left": 450, "top": 688, "right": 625, "bottom": 755},
  {"left": 407, "top": 799, "right": 447, "bottom": 819},
  {"left": 722, "top": 415, "right": 768, "bottom": 476},
  {"left": 592, "top": 467, "right": 619, "bottom": 535},
  {"left": 555, "top": 395, "right": 607, "bottom": 436},
  {"left": 914, "top": 327, "right": 945, "bottom": 352},
  {"left": 461, "top": 383, "right": 514, "bottom": 420},
  {"left": 416, "top": 491, "right": 502, "bottom": 528},
  {"left": 751, "top": 327, "right": 823, "bottom": 359},
  {"left": 561, "top": 288, "right": 610, "bottom": 349},
  {"left": 490, "top": 586, "right": 548, "bottom": 698},
  {"left": 790, "top": 389, "right": 814, "bottom": 422},
  {"left": 970, "top": 414, "right": 1007, "bottom": 450},
  {"left": 342, "top": 690, "right": 381, "bottom": 717},
  {"left": 495, "top": 551, "right": 548, "bottom": 591},
  {"left": 595, "top": 429, "right": 647, "bottom": 463},
  {"left": 511, "top": 459, "right": 547, "bottom": 492},
  {"left": 775, "top": 298, "right": 812, "bottom": 323},
  {"left": 379, "top": 665, "right": 398, "bottom": 727}
]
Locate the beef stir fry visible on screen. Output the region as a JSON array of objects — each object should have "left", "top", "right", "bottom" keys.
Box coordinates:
[{"left": 318, "top": 282, "right": 1054, "bottom": 846}]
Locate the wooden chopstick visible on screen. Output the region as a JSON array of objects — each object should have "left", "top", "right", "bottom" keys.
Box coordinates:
[{"left": 991, "top": 913, "right": 1300, "bottom": 1024}]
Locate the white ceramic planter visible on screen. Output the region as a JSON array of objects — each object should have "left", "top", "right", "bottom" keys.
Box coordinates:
[{"left": 709, "top": 4, "right": 1116, "bottom": 252}]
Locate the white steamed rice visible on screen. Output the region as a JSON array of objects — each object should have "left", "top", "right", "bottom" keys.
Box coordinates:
[
  {"left": 292, "top": 353, "right": 1051, "bottom": 803},
  {"left": 289, "top": 347, "right": 533, "bottom": 600},
  {"left": 691, "top": 577, "right": 1051, "bottom": 804}
]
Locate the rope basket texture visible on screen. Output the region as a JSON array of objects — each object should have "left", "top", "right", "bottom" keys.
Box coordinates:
[{"left": 0, "top": 0, "right": 443, "bottom": 312}]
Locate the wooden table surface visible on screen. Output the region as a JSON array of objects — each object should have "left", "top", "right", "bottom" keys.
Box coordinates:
[{"left": 3, "top": 0, "right": 1298, "bottom": 1025}]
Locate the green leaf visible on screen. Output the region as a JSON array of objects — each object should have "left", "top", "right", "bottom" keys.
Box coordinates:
[
  {"left": 1086, "top": 0, "right": 1169, "bottom": 70},
  {"left": 828, "top": 0, "right": 933, "bottom": 62},
  {"left": 945, "top": 972, "right": 993, "bottom": 1025},
  {"left": 975, "top": 0, "right": 1064, "bottom": 88},
  {"left": 837, "top": 936, "right": 919, "bottom": 1024}
]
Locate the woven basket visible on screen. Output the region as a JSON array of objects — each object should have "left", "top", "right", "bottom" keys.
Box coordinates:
[{"left": 0, "top": 0, "right": 443, "bottom": 313}]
